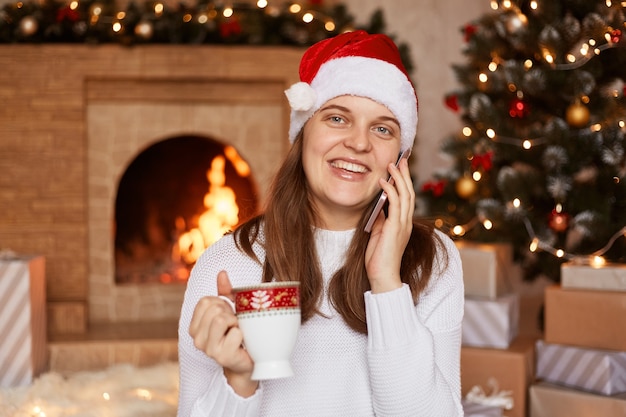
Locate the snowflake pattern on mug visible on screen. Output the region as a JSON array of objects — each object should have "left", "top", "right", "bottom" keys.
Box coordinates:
[{"left": 235, "top": 285, "right": 300, "bottom": 313}]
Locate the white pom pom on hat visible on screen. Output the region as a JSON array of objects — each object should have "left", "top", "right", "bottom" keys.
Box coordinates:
[{"left": 284, "top": 30, "right": 418, "bottom": 152}]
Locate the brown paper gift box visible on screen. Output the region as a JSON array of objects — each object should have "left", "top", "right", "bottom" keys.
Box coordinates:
[
  {"left": 530, "top": 382, "right": 626, "bottom": 417},
  {"left": 461, "top": 337, "right": 536, "bottom": 417},
  {"left": 544, "top": 285, "right": 626, "bottom": 351}
]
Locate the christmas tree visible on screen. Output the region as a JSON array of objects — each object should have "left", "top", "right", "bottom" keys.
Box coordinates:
[{"left": 420, "top": 0, "right": 626, "bottom": 281}]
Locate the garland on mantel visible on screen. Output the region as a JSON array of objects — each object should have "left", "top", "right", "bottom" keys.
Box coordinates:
[{"left": 0, "top": 0, "right": 413, "bottom": 71}]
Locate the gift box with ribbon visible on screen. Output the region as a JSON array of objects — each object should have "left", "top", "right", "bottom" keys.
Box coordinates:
[
  {"left": 535, "top": 340, "right": 626, "bottom": 396},
  {"left": 462, "top": 293, "right": 519, "bottom": 349}
]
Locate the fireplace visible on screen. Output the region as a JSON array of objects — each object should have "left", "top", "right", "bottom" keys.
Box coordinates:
[
  {"left": 0, "top": 44, "right": 302, "bottom": 335},
  {"left": 113, "top": 135, "right": 258, "bottom": 285}
]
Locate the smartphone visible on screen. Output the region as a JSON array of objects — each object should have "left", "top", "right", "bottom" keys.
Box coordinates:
[{"left": 364, "top": 148, "right": 412, "bottom": 233}]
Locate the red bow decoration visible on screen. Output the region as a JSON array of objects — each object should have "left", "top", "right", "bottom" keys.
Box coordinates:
[
  {"left": 444, "top": 94, "right": 459, "bottom": 112},
  {"left": 471, "top": 151, "right": 493, "bottom": 172},
  {"left": 56, "top": 6, "right": 80, "bottom": 23},
  {"left": 463, "top": 24, "right": 477, "bottom": 42},
  {"left": 421, "top": 179, "right": 447, "bottom": 197},
  {"left": 220, "top": 19, "right": 242, "bottom": 38}
]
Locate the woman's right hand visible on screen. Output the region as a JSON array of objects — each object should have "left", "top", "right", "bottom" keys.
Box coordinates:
[{"left": 188, "top": 270, "right": 258, "bottom": 397}]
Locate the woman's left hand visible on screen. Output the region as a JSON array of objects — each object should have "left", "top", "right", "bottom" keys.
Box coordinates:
[{"left": 365, "top": 156, "right": 415, "bottom": 293}]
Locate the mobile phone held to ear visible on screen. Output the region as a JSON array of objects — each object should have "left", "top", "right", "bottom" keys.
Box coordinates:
[{"left": 364, "top": 148, "right": 412, "bottom": 233}]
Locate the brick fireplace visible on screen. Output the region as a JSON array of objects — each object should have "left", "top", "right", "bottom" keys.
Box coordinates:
[{"left": 0, "top": 45, "right": 302, "bottom": 344}]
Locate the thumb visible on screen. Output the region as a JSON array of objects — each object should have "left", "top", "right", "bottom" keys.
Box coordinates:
[{"left": 217, "top": 270, "right": 234, "bottom": 301}]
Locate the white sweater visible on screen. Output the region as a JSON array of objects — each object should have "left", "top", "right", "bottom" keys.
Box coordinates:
[{"left": 177, "top": 228, "right": 464, "bottom": 417}]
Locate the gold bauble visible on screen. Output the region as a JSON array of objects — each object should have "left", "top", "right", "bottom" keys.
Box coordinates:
[
  {"left": 565, "top": 101, "right": 590, "bottom": 128},
  {"left": 455, "top": 176, "right": 477, "bottom": 199}
]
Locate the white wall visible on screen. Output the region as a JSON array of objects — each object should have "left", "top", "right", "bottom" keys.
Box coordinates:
[{"left": 1, "top": 0, "right": 492, "bottom": 182}]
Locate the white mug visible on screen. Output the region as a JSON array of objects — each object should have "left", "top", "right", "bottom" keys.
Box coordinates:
[{"left": 221, "top": 281, "right": 300, "bottom": 380}]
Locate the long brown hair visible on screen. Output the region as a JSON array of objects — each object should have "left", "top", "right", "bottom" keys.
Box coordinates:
[{"left": 234, "top": 136, "right": 447, "bottom": 334}]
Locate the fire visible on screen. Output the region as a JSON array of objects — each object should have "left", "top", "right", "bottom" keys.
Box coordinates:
[{"left": 169, "top": 146, "right": 250, "bottom": 282}]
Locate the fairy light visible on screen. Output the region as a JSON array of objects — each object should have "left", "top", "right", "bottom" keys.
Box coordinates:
[
  {"left": 486, "top": 128, "right": 496, "bottom": 139},
  {"left": 590, "top": 256, "right": 607, "bottom": 267},
  {"left": 289, "top": 3, "right": 301, "bottom": 13},
  {"left": 462, "top": 127, "right": 472, "bottom": 137},
  {"left": 325, "top": 21, "right": 336, "bottom": 31},
  {"left": 302, "top": 12, "right": 314, "bottom": 23},
  {"left": 522, "top": 140, "right": 532, "bottom": 149},
  {"left": 530, "top": 0, "right": 538, "bottom": 10},
  {"left": 223, "top": 7, "right": 233, "bottom": 17},
  {"left": 529, "top": 237, "right": 539, "bottom": 252},
  {"left": 452, "top": 225, "right": 466, "bottom": 236},
  {"left": 490, "top": 1, "right": 498, "bottom": 10},
  {"left": 488, "top": 61, "right": 498, "bottom": 72},
  {"left": 472, "top": 171, "right": 482, "bottom": 181},
  {"left": 154, "top": 2, "right": 163, "bottom": 16},
  {"left": 257, "top": 0, "right": 268, "bottom": 8},
  {"left": 483, "top": 219, "right": 493, "bottom": 230},
  {"left": 478, "top": 72, "right": 488, "bottom": 83},
  {"left": 524, "top": 59, "right": 533, "bottom": 69},
  {"left": 69, "top": 1, "right": 78, "bottom": 10}
]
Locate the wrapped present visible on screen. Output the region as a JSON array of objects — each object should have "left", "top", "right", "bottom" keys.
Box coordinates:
[
  {"left": 535, "top": 340, "right": 626, "bottom": 395},
  {"left": 461, "top": 337, "right": 536, "bottom": 417},
  {"left": 0, "top": 254, "right": 47, "bottom": 388},
  {"left": 463, "top": 293, "right": 519, "bottom": 349},
  {"left": 545, "top": 285, "right": 626, "bottom": 351},
  {"left": 561, "top": 262, "right": 626, "bottom": 292},
  {"left": 462, "top": 399, "right": 504, "bottom": 417},
  {"left": 530, "top": 382, "right": 626, "bottom": 417},
  {"left": 455, "top": 241, "right": 514, "bottom": 299}
]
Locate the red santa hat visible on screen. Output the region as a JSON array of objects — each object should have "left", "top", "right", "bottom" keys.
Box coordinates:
[{"left": 284, "top": 30, "right": 418, "bottom": 152}]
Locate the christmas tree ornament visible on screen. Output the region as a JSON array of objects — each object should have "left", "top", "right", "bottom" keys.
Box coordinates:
[
  {"left": 134, "top": 20, "right": 154, "bottom": 40},
  {"left": 18, "top": 16, "right": 38, "bottom": 36},
  {"left": 548, "top": 208, "right": 570, "bottom": 232},
  {"left": 565, "top": 101, "right": 590, "bottom": 127},
  {"left": 444, "top": 94, "right": 459, "bottom": 112},
  {"left": 455, "top": 175, "right": 477, "bottom": 199},
  {"left": 508, "top": 97, "right": 529, "bottom": 118}
]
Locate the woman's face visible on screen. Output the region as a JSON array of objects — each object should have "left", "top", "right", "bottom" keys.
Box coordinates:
[{"left": 302, "top": 95, "right": 402, "bottom": 230}]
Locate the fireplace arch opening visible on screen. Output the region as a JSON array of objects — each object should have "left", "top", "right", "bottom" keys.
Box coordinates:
[{"left": 114, "top": 135, "right": 258, "bottom": 285}]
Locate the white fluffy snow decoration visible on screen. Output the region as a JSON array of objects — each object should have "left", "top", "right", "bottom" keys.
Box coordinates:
[{"left": 0, "top": 362, "right": 179, "bottom": 417}]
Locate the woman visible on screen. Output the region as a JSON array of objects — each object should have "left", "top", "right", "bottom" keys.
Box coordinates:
[{"left": 177, "top": 30, "right": 464, "bottom": 416}]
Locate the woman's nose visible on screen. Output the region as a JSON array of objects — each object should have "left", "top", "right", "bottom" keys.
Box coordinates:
[{"left": 344, "top": 126, "right": 371, "bottom": 152}]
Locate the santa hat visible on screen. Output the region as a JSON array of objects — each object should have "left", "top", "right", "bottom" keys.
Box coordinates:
[{"left": 284, "top": 30, "right": 418, "bottom": 152}]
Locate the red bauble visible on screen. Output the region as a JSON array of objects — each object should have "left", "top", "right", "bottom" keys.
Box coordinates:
[
  {"left": 548, "top": 209, "right": 570, "bottom": 232},
  {"left": 610, "top": 29, "right": 622, "bottom": 43},
  {"left": 509, "top": 98, "right": 529, "bottom": 118},
  {"left": 463, "top": 24, "right": 477, "bottom": 42},
  {"left": 444, "top": 94, "right": 460, "bottom": 112}
]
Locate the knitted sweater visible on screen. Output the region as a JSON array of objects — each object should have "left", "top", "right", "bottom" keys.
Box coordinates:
[{"left": 177, "top": 228, "right": 464, "bottom": 417}]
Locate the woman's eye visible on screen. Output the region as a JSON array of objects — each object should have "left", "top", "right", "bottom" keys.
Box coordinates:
[
  {"left": 329, "top": 115, "right": 344, "bottom": 123},
  {"left": 375, "top": 126, "right": 391, "bottom": 135}
]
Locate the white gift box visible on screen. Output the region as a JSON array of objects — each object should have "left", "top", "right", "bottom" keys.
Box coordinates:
[
  {"left": 462, "top": 293, "right": 519, "bottom": 349},
  {"left": 536, "top": 340, "right": 626, "bottom": 395},
  {"left": 561, "top": 262, "right": 626, "bottom": 292},
  {"left": 0, "top": 255, "right": 47, "bottom": 388},
  {"left": 462, "top": 400, "right": 503, "bottom": 417},
  {"left": 455, "top": 241, "right": 514, "bottom": 298}
]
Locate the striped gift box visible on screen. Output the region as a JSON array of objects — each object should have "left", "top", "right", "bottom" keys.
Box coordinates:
[
  {"left": 536, "top": 340, "right": 626, "bottom": 395},
  {"left": 462, "top": 293, "right": 519, "bottom": 349},
  {"left": 0, "top": 255, "right": 47, "bottom": 388}
]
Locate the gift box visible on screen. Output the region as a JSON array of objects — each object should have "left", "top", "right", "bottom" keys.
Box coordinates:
[
  {"left": 0, "top": 255, "right": 47, "bottom": 388},
  {"left": 544, "top": 285, "right": 626, "bottom": 351},
  {"left": 461, "top": 337, "right": 536, "bottom": 417},
  {"left": 462, "top": 293, "right": 519, "bottom": 349},
  {"left": 536, "top": 340, "right": 626, "bottom": 395},
  {"left": 462, "top": 400, "right": 503, "bottom": 417},
  {"left": 561, "top": 262, "right": 626, "bottom": 292},
  {"left": 455, "top": 241, "right": 514, "bottom": 298},
  {"left": 530, "top": 382, "right": 626, "bottom": 417}
]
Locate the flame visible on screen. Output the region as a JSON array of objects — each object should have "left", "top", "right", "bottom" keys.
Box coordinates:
[{"left": 170, "top": 147, "right": 250, "bottom": 281}]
